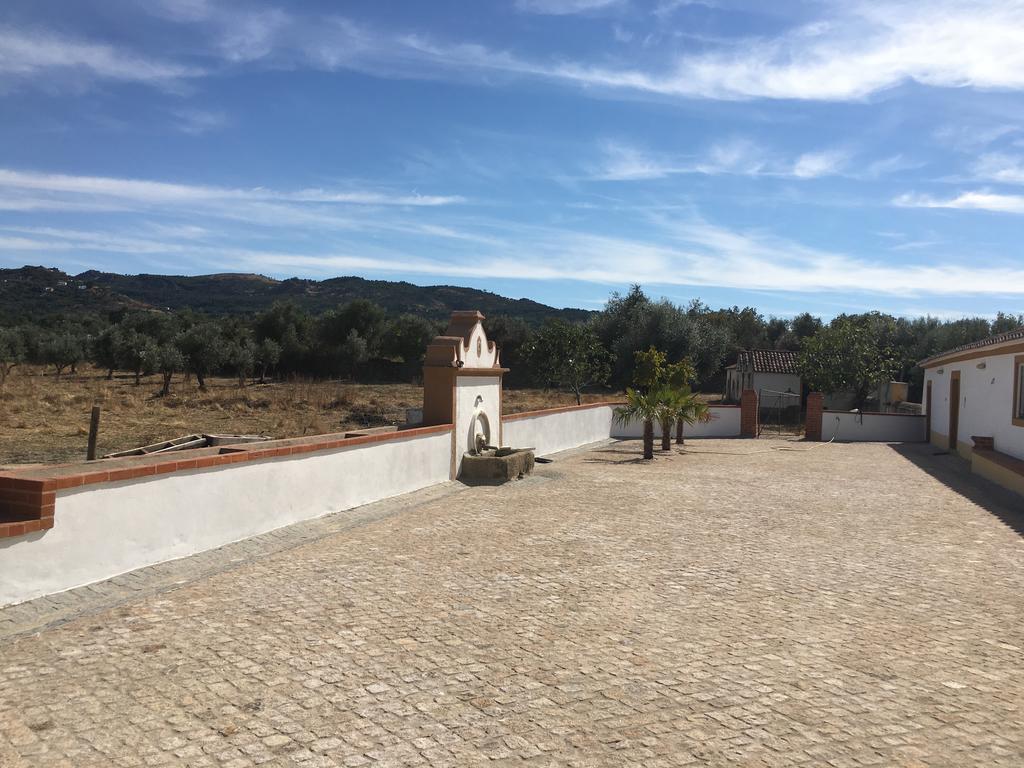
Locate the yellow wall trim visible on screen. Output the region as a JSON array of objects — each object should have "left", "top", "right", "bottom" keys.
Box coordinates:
[{"left": 972, "top": 452, "right": 1024, "bottom": 498}]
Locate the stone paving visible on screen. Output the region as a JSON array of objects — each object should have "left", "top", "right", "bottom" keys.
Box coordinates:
[{"left": 1, "top": 438, "right": 1022, "bottom": 767}]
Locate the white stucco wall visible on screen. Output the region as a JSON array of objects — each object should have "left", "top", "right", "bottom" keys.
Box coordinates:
[
  {"left": 454, "top": 376, "right": 502, "bottom": 474},
  {"left": 822, "top": 411, "right": 926, "bottom": 442},
  {"left": 0, "top": 430, "right": 452, "bottom": 607},
  {"left": 925, "top": 351, "right": 1024, "bottom": 460},
  {"left": 753, "top": 373, "right": 801, "bottom": 402},
  {"left": 610, "top": 406, "right": 742, "bottom": 439},
  {"left": 502, "top": 405, "right": 618, "bottom": 456}
]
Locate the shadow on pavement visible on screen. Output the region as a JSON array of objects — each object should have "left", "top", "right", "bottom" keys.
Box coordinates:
[{"left": 890, "top": 442, "right": 1024, "bottom": 538}]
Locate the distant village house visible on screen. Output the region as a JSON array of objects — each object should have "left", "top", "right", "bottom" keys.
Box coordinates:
[{"left": 725, "top": 349, "right": 801, "bottom": 410}]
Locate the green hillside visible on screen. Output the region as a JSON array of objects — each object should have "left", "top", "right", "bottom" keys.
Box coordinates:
[{"left": 0, "top": 266, "right": 592, "bottom": 323}]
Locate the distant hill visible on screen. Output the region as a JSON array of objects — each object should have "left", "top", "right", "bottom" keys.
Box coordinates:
[{"left": 0, "top": 266, "right": 593, "bottom": 324}]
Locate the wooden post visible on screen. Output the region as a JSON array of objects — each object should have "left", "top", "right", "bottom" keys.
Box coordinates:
[{"left": 87, "top": 405, "right": 101, "bottom": 461}]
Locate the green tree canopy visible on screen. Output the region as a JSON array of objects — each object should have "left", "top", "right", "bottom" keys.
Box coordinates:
[
  {"left": 522, "top": 320, "right": 612, "bottom": 405},
  {"left": 797, "top": 318, "right": 898, "bottom": 410}
]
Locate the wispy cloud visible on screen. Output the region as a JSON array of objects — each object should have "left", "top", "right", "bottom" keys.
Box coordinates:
[
  {"left": 170, "top": 108, "right": 227, "bottom": 135},
  {"left": 515, "top": 0, "right": 623, "bottom": 15},
  {"left": 9, "top": 198, "right": 1021, "bottom": 299},
  {"left": 0, "top": 168, "right": 465, "bottom": 207},
  {"left": 592, "top": 140, "right": 851, "bottom": 181},
  {"left": 9, "top": 1, "right": 1024, "bottom": 102},
  {"left": 216, "top": 216, "right": 1024, "bottom": 297},
  {"left": 0, "top": 26, "right": 202, "bottom": 88},
  {"left": 303, "top": 0, "right": 1024, "bottom": 102},
  {"left": 792, "top": 149, "right": 850, "bottom": 179},
  {"left": 893, "top": 190, "right": 1024, "bottom": 214},
  {"left": 972, "top": 153, "right": 1024, "bottom": 185}
]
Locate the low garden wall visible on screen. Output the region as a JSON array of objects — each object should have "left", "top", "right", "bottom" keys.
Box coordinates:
[
  {"left": 821, "top": 410, "right": 927, "bottom": 442},
  {"left": 0, "top": 390, "right": 847, "bottom": 606},
  {"left": 610, "top": 405, "right": 742, "bottom": 440},
  {"left": 502, "top": 403, "right": 619, "bottom": 457},
  {"left": 0, "top": 425, "right": 452, "bottom": 606}
]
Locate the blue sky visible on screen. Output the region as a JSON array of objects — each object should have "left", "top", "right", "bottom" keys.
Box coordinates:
[{"left": 1, "top": 0, "right": 1024, "bottom": 318}]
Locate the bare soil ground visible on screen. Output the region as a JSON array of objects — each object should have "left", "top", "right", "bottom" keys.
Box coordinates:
[{"left": 0, "top": 366, "right": 620, "bottom": 466}]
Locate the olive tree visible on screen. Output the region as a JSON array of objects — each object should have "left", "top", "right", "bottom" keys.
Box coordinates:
[{"left": 522, "top": 320, "right": 612, "bottom": 405}]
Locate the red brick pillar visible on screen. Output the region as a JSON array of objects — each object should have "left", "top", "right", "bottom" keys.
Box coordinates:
[
  {"left": 805, "top": 392, "right": 824, "bottom": 441},
  {"left": 740, "top": 389, "right": 758, "bottom": 438}
]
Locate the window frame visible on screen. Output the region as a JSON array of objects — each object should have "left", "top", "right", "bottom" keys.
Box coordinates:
[{"left": 1014, "top": 355, "right": 1024, "bottom": 427}]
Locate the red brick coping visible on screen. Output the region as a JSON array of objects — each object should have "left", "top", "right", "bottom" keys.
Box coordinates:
[
  {"left": 502, "top": 401, "right": 623, "bottom": 421},
  {"left": 501, "top": 401, "right": 738, "bottom": 422},
  {"left": 0, "top": 423, "right": 453, "bottom": 540}
]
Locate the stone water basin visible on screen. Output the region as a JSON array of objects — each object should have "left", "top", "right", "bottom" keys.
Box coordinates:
[{"left": 459, "top": 447, "right": 535, "bottom": 483}]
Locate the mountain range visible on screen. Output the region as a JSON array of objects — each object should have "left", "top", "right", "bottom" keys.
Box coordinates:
[{"left": 0, "top": 266, "right": 592, "bottom": 324}]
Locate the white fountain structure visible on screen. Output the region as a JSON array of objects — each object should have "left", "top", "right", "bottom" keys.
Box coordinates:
[{"left": 421, "top": 311, "right": 510, "bottom": 477}]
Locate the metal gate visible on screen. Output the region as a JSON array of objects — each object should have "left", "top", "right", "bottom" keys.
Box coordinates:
[{"left": 758, "top": 388, "right": 802, "bottom": 436}]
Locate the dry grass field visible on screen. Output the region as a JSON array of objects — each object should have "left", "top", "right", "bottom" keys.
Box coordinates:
[{"left": 0, "top": 366, "right": 620, "bottom": 466}]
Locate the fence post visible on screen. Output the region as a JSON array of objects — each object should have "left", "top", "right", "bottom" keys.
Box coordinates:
[
  {"left": 740, "top": 389, "right": 759, "bottom": 438},
  {"left": 86, "top": 405, "right": 101, "bottom": 460},
  {"left": 805, "top": 392, "right": 824, "bottom": 441}
]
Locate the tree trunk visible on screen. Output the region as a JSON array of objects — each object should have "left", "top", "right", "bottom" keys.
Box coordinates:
[
  {"left": 134, "top": 368, "right": 141, "bottom": 386},
  {"left": 642, "top": 419, "right": 654, "bottom": 460},
  {"left": 675, "top": 418, "right": 685, "bottom": 445},
  {"left": 160, "top": 372, "right": 172, "bottom": 397},
  {"left": 259, "top": 364, "right": 267, "bottom": 385},
  {"left": 196, "top": 371, "right": 206, "bottom": 390},
  {"left": 660, "top": 418, "right": 672, "bottom": 451},
  {"left": 574, "top": 385, "right": 582, "bottom": 406},
  {"left": 106, "top": 367, "right": 114, "bottom": 380}
]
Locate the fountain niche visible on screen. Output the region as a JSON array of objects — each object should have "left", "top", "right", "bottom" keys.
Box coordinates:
[{"left": 420, "top": 311, "right": 535, "bottom": 482}]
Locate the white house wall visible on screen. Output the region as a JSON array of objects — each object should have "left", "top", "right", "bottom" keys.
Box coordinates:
[
  {"left": 753, "top": 373, "right": 801, "bottom": 400},
  {"left": 0, "top": 431, "right": 452, "bottom": 607},
  {"left": 925, "top": 352, "right": 1024, "bottom": 461}
]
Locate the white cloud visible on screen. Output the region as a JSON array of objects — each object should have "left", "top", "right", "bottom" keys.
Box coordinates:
[
  {"left": 0, "top": 26, "right": 201, "bottom": 86},
  {"left": 593, "top": 140, "right": 849, "bottom": 181},
  {"left": 893, "top": 190, "right": 1024, "bottom": 214},
  {"left": 0, "top": 168, "right": 465, "bottom": 207},
  {"left": 4, "top": 190, "right": 1023, "bottom": 297},
  {"left": 515, "top": 0, "right": 622, "bottom": 15},
  {"left": 217, "top": 217, "right": 1024, "bottom": 298},
  {"left": 170, "top": 108, "right": 227, "bottom": 135},
  {"left": 594, "top": 142, "right": 687, "bottom": 180},
  {"left": 149, "top": 0, "right": 214, "bottom": 23},
  {"left": 12, "top": 1, "right": 1024, "bottom": 102},
  {"left": 300, "top": 0, "right": 1024, "bottom": 102},
  {"left": 792, "top": 149, "right": 850, "bottom": 179},
  {"left": 973, "top": 153, "right": 1024, "bottom": 185},
  {"left": 696, "top": 138, "right": 768, "bottom": 175}
]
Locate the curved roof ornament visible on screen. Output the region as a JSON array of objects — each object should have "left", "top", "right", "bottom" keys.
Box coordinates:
[{"left": 423, "top": 311, "right": 501, "bottom": 369}]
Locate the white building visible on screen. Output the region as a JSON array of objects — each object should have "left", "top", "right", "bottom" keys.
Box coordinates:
[
  {"left": 921, "top": 327, "right": 1024, "bottom": 496},
  {"left": 725, "top": 349, "right": 801, "bottom": 408}
]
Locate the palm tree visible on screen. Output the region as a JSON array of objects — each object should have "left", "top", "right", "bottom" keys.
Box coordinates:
[
  {"left": 656, "top": 387, "right": 681, "bottom": 452},
  {"left": 674, "top": 389, "right": 712, "bottom": 445},
  {"left": 614, "top": 388, "right": 661, "bottom": 460}
]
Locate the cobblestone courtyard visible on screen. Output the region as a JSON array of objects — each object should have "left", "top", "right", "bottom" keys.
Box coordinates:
[{"left": 1, "top": 439, "right": 1022, "bottom": 767}]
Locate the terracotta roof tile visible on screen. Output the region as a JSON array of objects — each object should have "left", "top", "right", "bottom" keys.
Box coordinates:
[
  {"left": 919, "top": 326, "right": 1024, "bottom": 367},
  {"left": 738, "top": 349, "right": 798, "bottom": 375}
]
